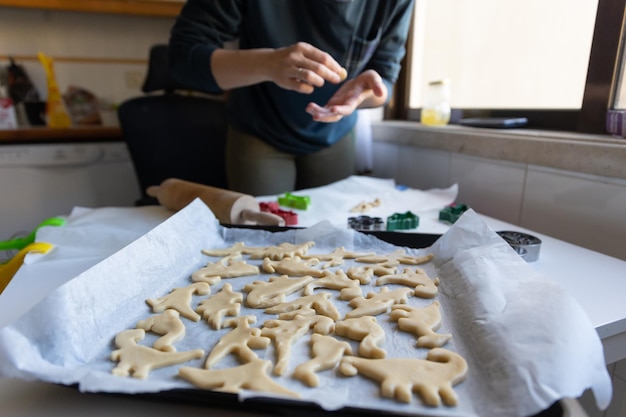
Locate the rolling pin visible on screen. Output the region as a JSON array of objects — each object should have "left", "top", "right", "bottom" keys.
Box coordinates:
[{"left": 146, "top": 178, "right": 285, "bottom": 226}]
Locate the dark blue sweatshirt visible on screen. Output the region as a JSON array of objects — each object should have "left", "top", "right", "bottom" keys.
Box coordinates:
[{"left": 170, "top": 0, "right": 414, "bottom": 155}]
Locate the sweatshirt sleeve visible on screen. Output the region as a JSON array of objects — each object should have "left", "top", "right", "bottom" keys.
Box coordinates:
[
  {"left": 169, "top": 0, "right": 244, "bottom": 94},
  {"left": 366, "top": 0, "right": 415, "bottom": 91}
]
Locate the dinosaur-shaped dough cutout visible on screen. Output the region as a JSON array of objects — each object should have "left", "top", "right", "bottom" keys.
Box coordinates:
[
  {"left": 303, "top": 269, "right": 360, "bottom": 295},
  {"left": 356, "top": 249, "right": 434, "bottom": 267},
  {"left": 196, "top": 283, "right": 243, "bottom": 329},
  {"left": 204, "top": 315, "right": 270, "bottom": 368},
  {"left": 339, "top": 348, "right": 468, "bottom": 406},
  {"left": 111, "top": 329, "right": 204, "bottom": 379},
  {"left": 243, "top": 274, "right": 314, "bottom": 308},
  {"left": 262, "top": 256, "right": 324, "bottom": 277},
  {"left": 136, "top": 309, "right": 185, "bottom": 352},
  {"left": 261, "top": 314, "right": 334, "bottom": 376},
  {"left": 248, "top": 242, "right": 315, "bottom": 260},
  {"left": 192, "top": 254, "right": 259, "bottom": 285},
  {"left": 376, "top": 267, "right": 440, "bottom": 298},
  {"left": 390, "top": 302, "right": 452, "bottom": 348},
  {"left": 301, "top": 247, "right": 376, "bottom": 268},
  {"left": 346, "top": 265, "right": 397, "bottom": 285},
  {"left": 294, "top": 333, "right": 353, "bottom": 387},
  {"left": 179, "top": 359, "right": 300, "bottom": 398},
  {"left": 345, "top": 287, "right": 414, "bottom": 319},
  {"left": 265, "top": 292, "right": 340, "bottom": 321},
  {"left": 334, "top": 316, "right": 386, "bottom": 359},
  {"left": 146, "top": 282, "right": 210, "bottom": 322}
]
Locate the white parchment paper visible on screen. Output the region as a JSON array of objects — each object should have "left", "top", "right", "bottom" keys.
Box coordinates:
[{"left": 0, "top": 199, "right": 611, "bottom": 417}]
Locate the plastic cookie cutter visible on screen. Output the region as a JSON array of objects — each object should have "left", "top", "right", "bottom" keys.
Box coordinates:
[
  {"left": 0, "top": 216, "right": 65, "bottom": 251},
  {"left": 386, "top": 211, "right": 419, "bottom": 231},
  {"left": 438, "top": 203, "right": 469, "bottom": 224},
  {"left": 348, "top": 215, "right": 385, "bottom": 231},
  {"left": 277, "top": 192, "right": 311, "bottom": 210},
  {"left": 497, "top": 231, "right": 542, "bottom": 262},
  {"left": 0, "top": 242, "right": 54, "bottom": 294},
  {"left": 259, "top": 202, "right": 298, "bottom": 226}
]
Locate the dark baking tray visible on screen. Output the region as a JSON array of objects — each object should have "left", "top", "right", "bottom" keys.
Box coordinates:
[{"left": 102, "top": 225, "right": 564, "bottom": 417}]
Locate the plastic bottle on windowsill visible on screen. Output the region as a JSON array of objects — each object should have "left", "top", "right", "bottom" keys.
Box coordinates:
[{"left": 421, "top": 79, "right": 451, "bottom": 126}]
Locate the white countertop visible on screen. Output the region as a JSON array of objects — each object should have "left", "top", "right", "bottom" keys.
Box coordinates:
[{"left": 2, "top": 176, "right": 625, "bottom": 416}]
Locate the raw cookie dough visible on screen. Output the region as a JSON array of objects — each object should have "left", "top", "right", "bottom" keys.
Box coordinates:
[
  {"left": 201, "top": 241, "right": 314, "bottom": 260},
  {"left": 196, "top": 283, "right": 243, "bottom": 329},
  {"left": 339, "top": 348, "right": 468, "bottom": 406},
  {"left": 265, "top": 292, "right": 340, "bottom": 321},
  {"left": 294, "top": 333, "right": 353, "bottom": 387},
  {"left": 262, "top": 256, "right": 324, "bottom": 277},
  {"left": 345, "top": 287, "right": 414, "bottom": 319},
  {"left": 204, "top": 315, "right": 270, "bottom": 368},
  {"left": 301, "top": 247, "right": 375, "bottom": 268},
  {"left": 146, "top": 282, "right": 210, "bottom": 322},
  {"left": 261, "top": 314, "right": 335, "bottom": 376},
  {"left": 136, "top": 309, "right": 185, "bottom": 352},
  {"left": 111, "top": 329, "right": 204, "bottom": 379},
  {"left": 390, "top": 301, "right": 452, "bottom": 348},
  {"left": 303, "top": 269, "right": 360, "bottom": 296},
  {"left": 356, "top": 249, "right": 434, "bottom": 267},
  {"left": 334, "top": 316, "right": 386, "bottom": 359},
  {"left": 192, "top": 254, "right": 259, "bottom": 285},
  {"left": 347, "top": 265, "right": 398, "bottom": 285},
  {"left": 350, "top": 198, "right": 380, "bottom": 213},
  {"left": 179, "top": 358, "right": 300, "bottom": 398},
  {"left": 243, "top": 274, "right": 314, "bottom": 308},
  {"left": 376, "top": 268, "right": 440, "bottom": 298}
]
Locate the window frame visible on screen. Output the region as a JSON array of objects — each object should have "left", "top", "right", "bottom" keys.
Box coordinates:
[{"left": 390, "top": 0, "right": 626, "bottom": 134}]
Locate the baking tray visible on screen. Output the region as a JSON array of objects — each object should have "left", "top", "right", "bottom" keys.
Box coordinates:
[{"left": 122, "top": 226, "right": 564, "bottom": 417}]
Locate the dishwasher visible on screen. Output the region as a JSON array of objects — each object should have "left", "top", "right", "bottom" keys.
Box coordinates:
[{"left": 0, "top": 142, "right": 141, "bottom": 247}]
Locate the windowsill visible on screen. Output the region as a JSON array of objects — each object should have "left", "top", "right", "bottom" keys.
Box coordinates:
[{"left": 371, "top": 120, "right": 626, "bottom": 180}]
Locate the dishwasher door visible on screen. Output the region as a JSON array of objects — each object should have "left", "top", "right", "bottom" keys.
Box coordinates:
[{"left": 0, "top": 142, "right": 141, "bottom": 241}]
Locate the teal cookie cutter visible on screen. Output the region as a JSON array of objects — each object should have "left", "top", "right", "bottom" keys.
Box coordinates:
[{"left": 439, "top": 204, "right": 469, "bottom": 224}]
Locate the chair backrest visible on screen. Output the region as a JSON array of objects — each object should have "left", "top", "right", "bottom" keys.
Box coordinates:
[{"left": 118, "top": 45, "right": 228, "bottom": 205}]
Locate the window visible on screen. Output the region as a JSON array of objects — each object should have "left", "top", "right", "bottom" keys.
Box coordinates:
[{"left": 396, "top": 0, "right": 626, "bottom": 134}]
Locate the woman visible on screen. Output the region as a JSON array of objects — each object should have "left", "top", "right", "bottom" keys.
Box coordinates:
[{"left": 170, "top": 0, "right": 415, "bottom": 195}]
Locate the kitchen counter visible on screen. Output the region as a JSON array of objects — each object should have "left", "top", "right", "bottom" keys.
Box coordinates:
[
  {"left": 1, "top": 176, "right": 624, "bottom": 416},
  {"left": 0, "top": 126, "right": 123, "bottom": 144}
]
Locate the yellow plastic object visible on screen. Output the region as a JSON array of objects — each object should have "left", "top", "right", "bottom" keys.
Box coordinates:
[
  {"left": 0, "top": 242, "right": 53, "bottom": 295},
  {"left": 37, "top": 52, "right": 72, "bottom": 128}
]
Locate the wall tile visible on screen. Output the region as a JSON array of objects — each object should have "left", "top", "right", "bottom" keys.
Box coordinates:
[
  {"left": 521, "top": 166, "right": 626, "bottom": 261},
  {"left": 449, "top": 154, "right": 526, "bottom": 224}
]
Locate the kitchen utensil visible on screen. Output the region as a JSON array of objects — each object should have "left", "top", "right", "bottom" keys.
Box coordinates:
[
  {"left": 0, "top": 216, "right": 65, "bottom": 251},
  {"left": 0, "top": 242, "right": 53, "bottom": 294},
  {"left": 146, "top": 178, "right": 285, "bottom": 226}
]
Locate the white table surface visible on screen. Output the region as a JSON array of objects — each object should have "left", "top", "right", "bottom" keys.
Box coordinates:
[{"left": 2, "top": 176, "right": 625, "bottom": 416}]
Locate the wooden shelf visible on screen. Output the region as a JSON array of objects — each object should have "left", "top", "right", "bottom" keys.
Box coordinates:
[
  {"left": 0, "top": 126, "right": 123, "bottom": 144},
  {"left": 0, "top": 0, "right": 183, "bottom": 18}
]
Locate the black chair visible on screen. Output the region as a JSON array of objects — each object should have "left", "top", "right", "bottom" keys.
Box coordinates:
[{"left": 118, "top": 44, "right": 228, "bottom": 205}]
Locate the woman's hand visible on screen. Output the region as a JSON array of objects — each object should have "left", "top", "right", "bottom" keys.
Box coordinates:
[
  {"left": 305, "top": 69, "right": 388, "bottom": 122},
  {"left": 268, "top": 42, "right": 347, "bottom": 94}
]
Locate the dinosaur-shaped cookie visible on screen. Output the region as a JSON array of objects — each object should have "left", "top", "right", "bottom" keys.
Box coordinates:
[
  {"left": 262, "top": 256, "right": 324, "bottom": 277},
  {"left": 345, "top": 287, "right": 414, "bottom": 319},
  {"left": 146, "top": 282, "right": 210, "bottom": 322},
  {"left": 261, "top": 314, "right": 335, "bottom": 375},
  {"left": 195, "top": 283, "right": 243, "bottom": 329},
  {"left": 339, "top": 348, "right": 468, "bottom": 406},
  {"left": 243, "top": 274, "right": 314, "bottom": 308},
  {"left": 294, "top": 333, "right": 353, "bottom": 387},
  {"left": 265, "top": 292, "right": 340, "bottom": 321},
  {"left": 179, "top": 358, "right": 300, "bottom": 398},
  {"left": 136, "top": 309, "right": 186, "bottom": 352},
  {"left": 390, "top": 301, "right": 452, "bottom": 348},
  {"left": 111, "top": 329, "right": 204, "bottom": 379},
  {"left": 192, "top": 254, "right": 259, "bottom": 285},
  {"left": 334, "top": 316, "right": 386, "bottom": 359},
  {"left": 376, "top": 267, "right": 440, "bottom": 298},
  {"left": 356, "top": 249, "right": 434, "bottom": 267},
  {"left": 204, "top": 315, "right": 270, "bottom": 368}
]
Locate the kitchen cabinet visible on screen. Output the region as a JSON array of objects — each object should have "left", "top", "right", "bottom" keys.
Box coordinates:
[{"left": 0, "top": 0, "right": 184, "bottom": 17}]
